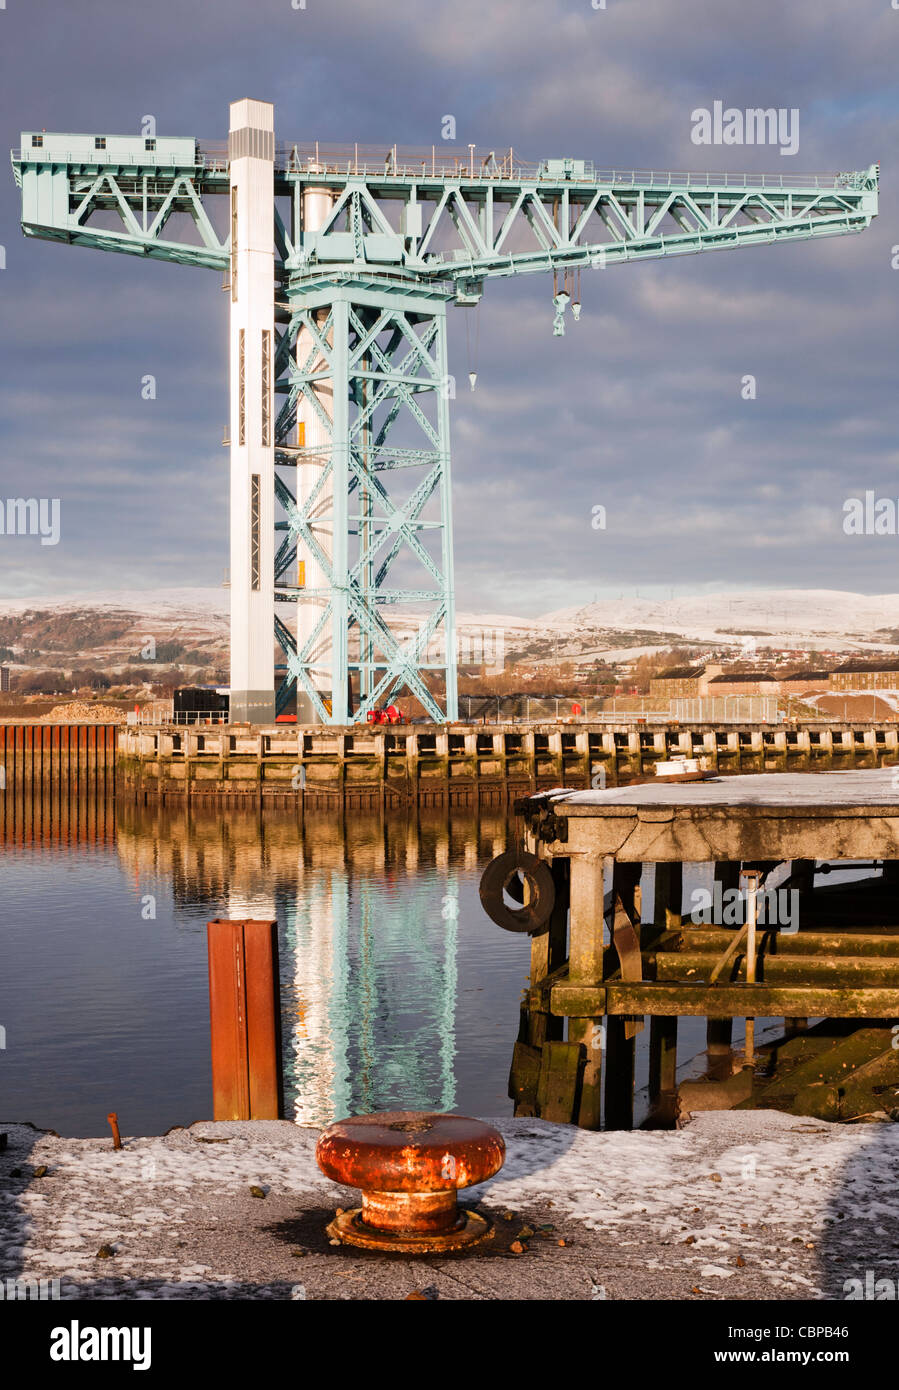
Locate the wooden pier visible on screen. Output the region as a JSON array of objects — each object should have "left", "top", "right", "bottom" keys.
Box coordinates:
[
  {"left": 506, "top": 768, "right": 899, "bottom": 1130},
  {"left": 114, "top": 718, "right": 899, "bottom": 804}
]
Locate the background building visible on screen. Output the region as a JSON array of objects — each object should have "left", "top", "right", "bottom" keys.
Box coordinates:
[
  {"left": 780, "top": 669, "right": 831, "bottom": 696},
  {"left": 830, "top": 662, "right": 899, "bottom": 692},
  {"left": 650, "top": 663, "right": 723, "bottom": 699},
  {"left": 707, "top": 671, "right": 781, "bottom": 697}
]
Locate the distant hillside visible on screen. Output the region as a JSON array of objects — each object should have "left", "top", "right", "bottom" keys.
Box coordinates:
[
  {"left": 0, "top": 586, "right": 895, "bottom": 675},
  {"left": 0, "top": 590, "right": 229, "bottom": 676},
  {"left": 539, "top": 591, "right": 899, "bottom": 651}
]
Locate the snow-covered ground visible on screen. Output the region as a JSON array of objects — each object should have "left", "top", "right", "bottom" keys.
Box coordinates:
[
  {"left": 1, "top": 1112, "right": 896, "bottom": 1301},
  {"left": 805, "top": 690, "right": 899, "bottom": 714}
]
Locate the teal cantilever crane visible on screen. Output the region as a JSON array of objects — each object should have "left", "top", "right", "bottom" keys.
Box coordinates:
[{"left": 11, "top": 102, "right": 879, "bottom": 724}]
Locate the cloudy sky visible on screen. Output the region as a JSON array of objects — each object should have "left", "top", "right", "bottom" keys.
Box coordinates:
[{"left": 0, "top": 0, "right": 897, "bottom": 616}]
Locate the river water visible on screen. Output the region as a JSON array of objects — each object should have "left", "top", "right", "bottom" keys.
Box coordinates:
[
  {"left": 2, "top": 788, "right": 865, "bottom": 1138},
  {"left": 0, "top": 797, "right": 534, "bottom": 1136}
]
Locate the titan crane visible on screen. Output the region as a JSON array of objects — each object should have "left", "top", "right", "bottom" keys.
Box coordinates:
[{"left": 11, "top": 101, "right": 879, "bottom": 724}]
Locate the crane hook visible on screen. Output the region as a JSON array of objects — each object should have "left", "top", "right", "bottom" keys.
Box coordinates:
[{"left": 552, "top": 291, "right": 570, "bottom": 337}]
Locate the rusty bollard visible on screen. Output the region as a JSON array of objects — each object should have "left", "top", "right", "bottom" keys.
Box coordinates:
[
  {"left": 316, "top": 1111, "right": 505, "bottom": 1253},
  {"left": 106, "top": 1112, "right": 122, "bottom": 1151}
]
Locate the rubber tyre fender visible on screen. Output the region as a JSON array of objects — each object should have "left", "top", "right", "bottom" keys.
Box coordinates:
[{"left": 479, "top": 849, "right": 555, "bottom": 935}]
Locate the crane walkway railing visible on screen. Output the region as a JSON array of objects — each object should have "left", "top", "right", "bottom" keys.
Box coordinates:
[
  {"left": 270, "top": 145, "right": 873, "bottom": 192},
  {"left": 13, "top": 141, "right": 876, "bottom": 194}
]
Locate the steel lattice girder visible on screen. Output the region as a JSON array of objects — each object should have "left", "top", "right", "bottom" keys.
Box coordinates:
[
  {"left": 277, "top": 160, "right": 880, "bottom": 293},
  {"left": 274, "top": 281, "right": 457, "bottom": 724},
  {"left": 13, "top": 139, "right": 879, "bottom": 287}
]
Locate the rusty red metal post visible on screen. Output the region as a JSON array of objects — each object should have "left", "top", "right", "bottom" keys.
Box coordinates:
[
  {"left": 207, "top": 919, "right": 284, "bottom": 1121},
  {"left": 106, "top": 1111, "right": 122, "bottom": 1151}
]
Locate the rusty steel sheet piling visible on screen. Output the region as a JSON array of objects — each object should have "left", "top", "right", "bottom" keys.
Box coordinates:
[{"left": 207, "top": 919, "right": 284, "bottom": 1121}]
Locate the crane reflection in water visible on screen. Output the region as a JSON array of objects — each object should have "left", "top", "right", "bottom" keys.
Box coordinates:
[
  {"left": 276, "top": 869, "right": 459, "bottom": 1125},
  {"left": 141, "top": 803, "right": 507, "bottom": 1126},
  {"left": 0, "top": 788, "right": 522, "bottom": 1135}
]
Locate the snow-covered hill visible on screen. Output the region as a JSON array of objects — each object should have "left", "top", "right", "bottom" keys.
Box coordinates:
[
  {"left": 0, "top": 586, "right": 896, "bottom": 662},
  {"left": 0, "top": 587, "right": 229, "bottom": 620},
  {"left": 538, "top": 590, "right": 899, "bottom": 652}
]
